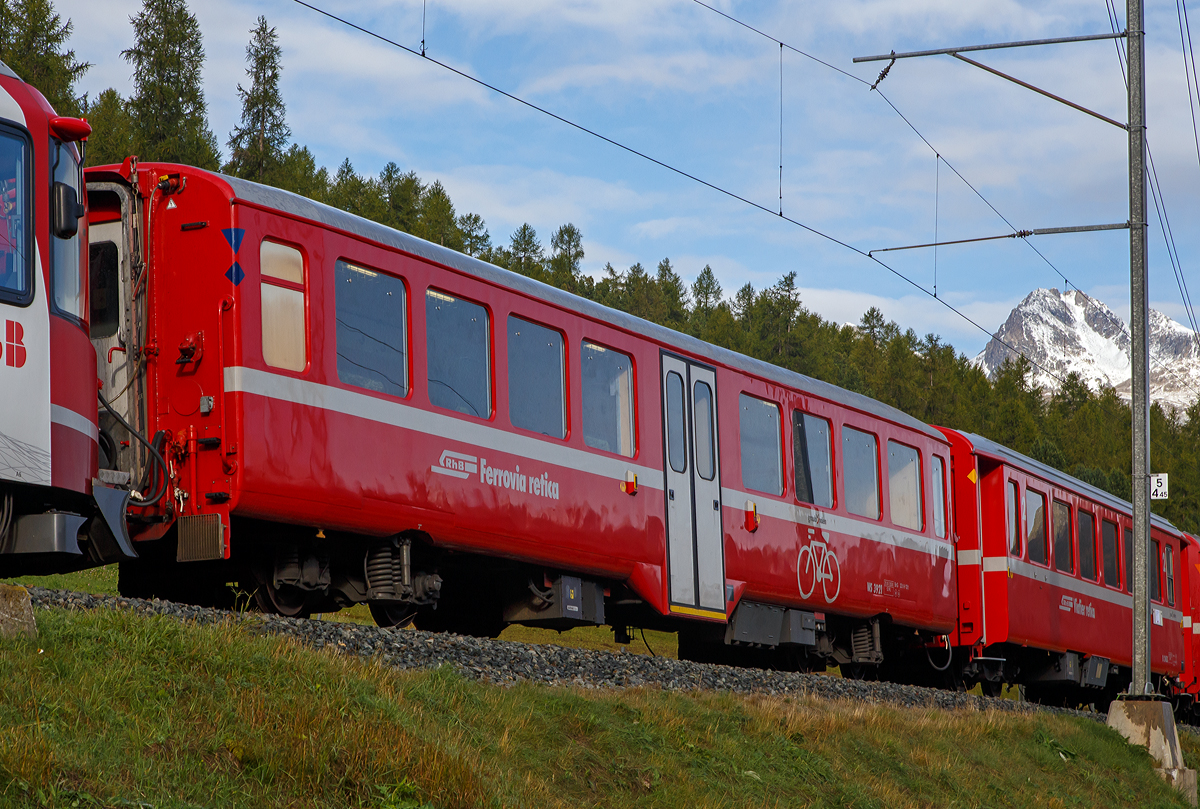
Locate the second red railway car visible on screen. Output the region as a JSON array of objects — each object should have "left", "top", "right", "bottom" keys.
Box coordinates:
[{"left": 0, "top": 91, "right": 1194, "bottom": 710}]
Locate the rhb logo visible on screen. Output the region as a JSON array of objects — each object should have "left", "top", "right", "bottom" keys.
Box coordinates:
[{"left": 1, "top": 319, "right": 25, "bottom": 368}]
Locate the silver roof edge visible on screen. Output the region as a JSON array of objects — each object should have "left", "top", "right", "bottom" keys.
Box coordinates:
[
  {"left": 0, "top": 60, "right": 19, "bottom": 81},
  {"left": 217, "top": 171, "right": 943, "bottom": 442},
  {"left": 962, "top": 431, "right": 1181, "bottom": 534}
]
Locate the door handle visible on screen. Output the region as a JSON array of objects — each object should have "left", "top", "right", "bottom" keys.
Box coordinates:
[
  {"left": 713, "top": 500, "right": 720, "bottom": 511},
  {"left": 669, "top": 489, "right": 675, "bottom": 501}
]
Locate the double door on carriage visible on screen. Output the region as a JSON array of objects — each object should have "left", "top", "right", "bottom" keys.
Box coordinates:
[{"left": 660, "top": 353, "right": 726, "bottom": 617}]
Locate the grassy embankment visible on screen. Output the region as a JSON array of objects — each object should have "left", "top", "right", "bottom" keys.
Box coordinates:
[{"left": 0, "top": 569, "right": 1193, "bottom": 808}]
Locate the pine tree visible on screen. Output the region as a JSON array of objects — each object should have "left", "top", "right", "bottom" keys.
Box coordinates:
[
  {"left": 549, "top": 223, "right": 584, "bottom": 292},
  {"left": 82, "top": 89, "right": 133, "bottom": 167},
  {"left": 123, "top": 0, "right": 219, "bottom": 168},
  {"left": 507, "top": 224, "right": 544, "bottom": 280},
  {"left": 418, "top": 181, "right": 462, "bottom": 250},
  {"left": 226, "top": 16, "right": 289, "bottom": 182},
  {"left": 458, "top": 213, "right": 490, "bottom": 258},
  {"left": 0, "top": 0, "right": 88, "bottom": 116},
  {"left": 378, "top": 162, "right": 422, "bottom": 233}
]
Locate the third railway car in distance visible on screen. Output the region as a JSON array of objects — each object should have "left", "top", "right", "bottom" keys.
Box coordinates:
[{"left": 0, "top": 83, "right": 1193, "bottom": 711}]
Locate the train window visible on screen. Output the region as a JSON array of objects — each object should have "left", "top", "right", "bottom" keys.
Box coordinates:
[
  {"left": 1124, "top": 527, "right": 1132, "bottom": 593},
  {"left": 693, "top": 380, "right": 715, "bottom": 481},
  {"left": 666, "top": 371, "right": 686, "bottom": 473},
  {"left": 1052, "top": 500, "right": 1073, "bottom": 574},
  {"left": 792, "top": 412, "right": 833, "bottom": 509},
  {"left": 426, "top": 290, "right": 491, "bottom": 418},
  {"left": 931, "top": 455, "right": 947, "bottom": 538},
  {"left": 1101, "top": 519, "right": 1119, "bottom": 587},
  {"left": 887, "top": 441, "right": 923, "bottom": 531},
  {"left": 508, "top": 316, "right": 565, "bottom": 438},
  {"left": 89, "top": 241, "right": 120, "bottom": 339},
  {"left": 51, "top": 138, "right": 85, "bottom": 321},
  {"left": 739, "top": 394, "right": 782, "bottom": 495},
  {"left": 336, "top": 260, "right": 408, "bottom": 397},
  {"left": 260, "top": 240, "right": 307, "bottom": 372},
  {"left": 0, "top": 129, "right": 29, "bottom": 305},
  {"left": 1151, "top": 539, "right": 1162, "bottom": 602},
  {"left": 1165, "top": 544, "right": 1176, "bottom": 607},
  {"left": 581, "top": 341, "right": 634, "bottom": 457},
  {"left": 1025, "top": 489, "right": 1047, "bottom": 565},
  {"left": 1007, "top": 481, "right": 1021, "bottom": 556},
  {"left": 842, "top": 426, "right": 880, "bottom": 519},
  {"left": 1078, "top": 511, "right": 1096, "bottom": 581}
]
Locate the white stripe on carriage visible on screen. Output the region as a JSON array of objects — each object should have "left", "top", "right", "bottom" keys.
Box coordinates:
[
  {"left": 50, "top": 404, "right": 97, "bottom": 443},
  {"left": 224, "top": 366, "right": 665, "bottom": 489}
]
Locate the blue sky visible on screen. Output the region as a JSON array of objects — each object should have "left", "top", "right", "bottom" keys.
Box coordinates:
[{"left": 60, "top": 1, "right": 1200, "bottom": 357}]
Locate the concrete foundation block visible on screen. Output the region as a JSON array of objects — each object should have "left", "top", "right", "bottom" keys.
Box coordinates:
[
  {"left": 1108, "top": 698, "right": 1197, "bottom": 807},
  {"left": 0, "top": 583, "right": 36, "bottom": 639}
]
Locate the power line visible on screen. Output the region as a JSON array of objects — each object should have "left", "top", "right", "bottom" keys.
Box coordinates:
[{"left": 290, "top": 0, "right": 1068, "bottom": 385}]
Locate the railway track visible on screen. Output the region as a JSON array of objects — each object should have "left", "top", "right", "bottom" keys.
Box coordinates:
[{"left": 24, "top": 586, "right": 1131, "bottom": 727}]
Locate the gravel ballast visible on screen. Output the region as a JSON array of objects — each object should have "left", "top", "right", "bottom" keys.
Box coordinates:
[{"left": 25, "top": 586, "right": 1112, "bottom": 722}]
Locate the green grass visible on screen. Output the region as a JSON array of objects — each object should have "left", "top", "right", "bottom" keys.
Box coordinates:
[{"left": 0, "top": 604, "right": 1190, "bottom": 808}]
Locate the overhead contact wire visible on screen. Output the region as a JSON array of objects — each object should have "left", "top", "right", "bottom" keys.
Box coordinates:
[{"left": 291, "top": 0, "right": 1068, "bottom": 385}]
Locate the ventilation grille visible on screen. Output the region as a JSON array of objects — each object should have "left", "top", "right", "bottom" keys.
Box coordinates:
[{"left": 177, "top": 514, "right": 224, "bottom": 562}]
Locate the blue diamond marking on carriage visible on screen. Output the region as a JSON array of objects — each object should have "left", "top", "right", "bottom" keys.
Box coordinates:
[{"left": 225, "top": 262, "right": 244, "bottom": 286}]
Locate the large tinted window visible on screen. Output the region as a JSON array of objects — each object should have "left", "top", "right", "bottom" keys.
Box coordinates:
[
  {"left": 1101, "top": 519, "right": 1119, "bottom": 587},
  {"left": 260, "top": 240, "right": 306, "bottom": 372},
  {"left": 426, "top": 290, "right": 490, "bottom": 418},
  {"left": 1007, "top": 481, "right": 1021, "bottom": 556},
  {"left": 842, "top": 427, "right": 880, "bottom": 519},
  {"left": 931, "top": 455, "right": 947, "bottom": 538},
  {"left": 1078, "top": 511, "right": 1096, "bottom": 581},
  {"left": 336, "top": 260, "right": 407, "bottom": 396},
  {"left": 1166, "top": 544, "right": 1176, "bottom": 607},
  {"left": 1025, "top": 489, "right": 1047, "bottom": 565},
  {"left": 0, "top": 129, "right": 28, "bottom": 304},
  {"left": 1053, "top": 501, "right": 1073, "bottom": 574},
  {"left": 694, "top": 381, "right": 715, "bottom": 481},
  {"left": 793, "top": 412, "right": 833, "bottom": 508},
  {"left": 666, "top": 371, "right": 686, "bottom": 473},
  {"left": 581, "top": 341, "right": 634, "bottom": 456},
  {"left": 739, "top": 394, "right": 782, "bottom": 495},
  {"left": 51, "top": 139, "right": 84, "bottom": 319},
  {"left": 887, "top": 441, "right": 922, "bottom": 531},
  {"left": 508, "top": 316, "right": 564, "bottom": 438}
]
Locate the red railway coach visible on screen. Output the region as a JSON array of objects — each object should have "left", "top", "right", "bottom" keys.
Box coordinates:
[
  {"left": 939, "top": 428, "right": 1189, "bottom": 708},
  {"left": 42, "top": 158, "right": 957, "bottom": 671}
]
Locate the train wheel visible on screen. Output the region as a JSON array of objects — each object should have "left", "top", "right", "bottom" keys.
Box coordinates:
[
  {"left": 369, "top": 602, "right": 418, "bottom": 628},
  {"left": 979, "top": 680, "right": 1004, "bottom": 699},
  {"left": 253, "top": 578, "right": 311, "bottom": 618}
]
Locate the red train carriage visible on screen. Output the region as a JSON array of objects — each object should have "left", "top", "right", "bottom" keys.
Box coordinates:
[
  {"left": 939, "top": 429, "right": 1188, "bottom": 706},
  {"left": 65, "top": 159, "right": 958, "bottom": 668},
  {"left": 0, "top": 62, "right": 134, "bottom": 570}
]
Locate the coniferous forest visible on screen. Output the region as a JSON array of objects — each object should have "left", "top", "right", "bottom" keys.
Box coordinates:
[{"left": 17, "top": 0, "right": 1200, "bottom": 532}]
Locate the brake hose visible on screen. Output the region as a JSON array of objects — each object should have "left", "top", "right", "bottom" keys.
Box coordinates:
[{"left": 97, "top": 390, "right": 169, "bottom": 507}]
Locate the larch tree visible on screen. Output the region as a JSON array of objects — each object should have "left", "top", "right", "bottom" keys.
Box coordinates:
[
  {"left": 0, "top": 0, "right": 88, "bottom": 116},
  {"left": 82, "top": 89, "right": 133, "bottom": 167},
  {"left": 549, "top": 223, "right": 584, "bottom": 293},
  {"left": 226, "top": 15, "right": 289, "bottom": 182},
  {"left": 123, "top": 0, "right": 219, "bottom": 169}
]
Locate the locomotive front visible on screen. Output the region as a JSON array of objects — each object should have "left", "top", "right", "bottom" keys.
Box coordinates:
[{"left": 0, "top": 61, "right": 134, "bottom": 574}]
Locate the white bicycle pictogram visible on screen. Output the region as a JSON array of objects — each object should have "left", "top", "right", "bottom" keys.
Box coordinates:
[{"left": 797, "top": 540, "right": 841, "bottom": 603}]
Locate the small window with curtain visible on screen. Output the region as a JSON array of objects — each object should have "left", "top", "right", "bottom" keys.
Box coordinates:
[
  {"left": 1151, "top": 539, "right": 1162, "bottom": 602},
  {"left": 887, "top": 440, "right": 922, "bottom": 531},
  {"left": 793, "top": 411, "right": 833, "bottom": 508},
  {"left": 1101, "top": 519, "right": 1119, "bottom": 588},
  {"left": 508, "top": 316, "right": 565, "bottom": 438},
  {"left": 335, "top": 260, "right": 407, "bottom": 396},
  {"left": 1165, "top": 544, "right": 1176, "bottom": 607},
  {"left": 739, "top": 394, "right": 782, "bottom": 495},
  {"left": 426, "top": 289, "right": 491, "bottom": 418},
  {"left": 1025, "top": 489, "right": 1047, "bottom": 565},
  {"left": 842, "top": 426, "right": 880, "bottom": 519},
  {"left": 1078, "top": 511, "right": 1096, "bottom": 581},
  {"left": 581, "top": 341, "right": 634, "bottom": 456},
  {"left": 931, "top": 455, "right": 947, "bottom": 538},
  {"left": 1052, "top": 500, "right": 1073, "bottom": 573},
  {"left": 260, "top": 240, "right": 307, "bottom": 372},
  {"left": 1007, "top": 480, "right": 1021, "bottom": 557},
  {"left": 693, "top": 380, "right": 715, "bottom": 481}
]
